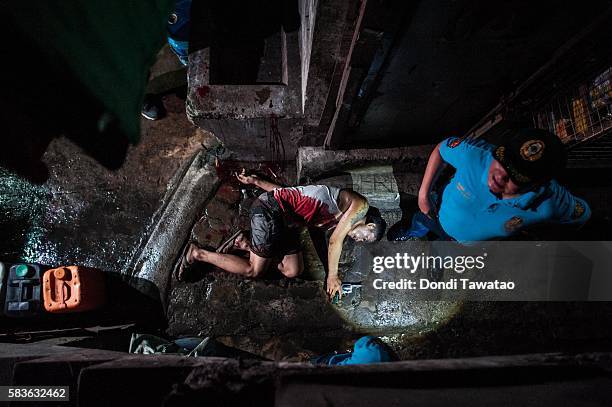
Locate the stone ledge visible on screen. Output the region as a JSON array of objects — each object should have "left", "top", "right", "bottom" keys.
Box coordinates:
[
  {"left": 127, "top": 150, "right": 220, "bottom": 309},
  {"left": 297, "top": 145, "right": 435, "bottom": 182}
]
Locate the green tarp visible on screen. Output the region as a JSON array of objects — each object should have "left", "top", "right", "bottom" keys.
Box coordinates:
[{"left": 6, "top": 0, "right": 174, "bottom": 143}]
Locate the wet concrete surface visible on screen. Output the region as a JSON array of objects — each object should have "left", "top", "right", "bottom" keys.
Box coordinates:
[
  {"left": 166, "top": 166, "right": 461, "bottom": 360},
  {"left": 166, "top": 167, "right": 348, "bottom": 358},
  {"left": 5, "top": 109, "right": 612, "bottom": 362},
  {"left": 0, "top": 98, "right": 204, "bottom": 271},
  {"left": 0, "top": 46, "right": 205, "bottom": 333},
  {"left": 4, "top": 45, "right": 612, "bottom": 364},
  {"left": 0, "top": 46, "right": 199, "bottom": 271}
]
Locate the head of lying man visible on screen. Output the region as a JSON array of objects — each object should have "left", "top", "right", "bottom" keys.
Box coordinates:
[{"left": 347, "top": 206, "right": 387, "bottom": 242}]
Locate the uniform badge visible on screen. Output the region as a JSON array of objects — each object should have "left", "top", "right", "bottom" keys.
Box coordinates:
[
  {"left": 447, "top": 138, "right": 462, "bottom": 148},
  {"left": 571, "top": 201, "right": 585, "bottom": 219},
  {"left": 504, "top": 216, "right": 523, "bottom": 233},
  {"left": 520, "top": 139, "right": 545, "bottom": 162}
]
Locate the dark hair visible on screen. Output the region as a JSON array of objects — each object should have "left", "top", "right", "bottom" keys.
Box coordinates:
[{"left": 365, "top": 206, "right": 387, "bottom": 241}]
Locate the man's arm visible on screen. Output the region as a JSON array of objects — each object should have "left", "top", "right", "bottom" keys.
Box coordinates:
[
  {"left": 236, "top": 168, "right": 281, "bottom": 191},
  {"left": 550, "top": 182, "right": 591, "bottom": 227},
  {"left": 326, "top": 194, "right": 369, "bottom": 300},
  {"left": 420, "top": 137, "right": 490, "bottom": 216},
  {"left": 418, "top": 142, "right": 446, "bottom": 217}
]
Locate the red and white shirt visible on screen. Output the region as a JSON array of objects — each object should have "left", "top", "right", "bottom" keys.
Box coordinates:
[{"left": 273, "top": 185, "right": 343, "bottom": 229}]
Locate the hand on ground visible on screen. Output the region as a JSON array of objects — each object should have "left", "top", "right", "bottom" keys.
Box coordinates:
[{"left": 326, "top": 276, "right": 342, "bottom": 301}]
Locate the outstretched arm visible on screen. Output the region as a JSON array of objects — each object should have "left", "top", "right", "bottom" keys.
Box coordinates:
[
  {"left": 236, "top": 168, "right": 281, "bottom": 191},
  {"left": 326, "top": 194, "right": 369, "bottom": 300}
]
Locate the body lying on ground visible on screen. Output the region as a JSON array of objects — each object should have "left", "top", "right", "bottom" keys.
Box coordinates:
[{"left": 181, "top": 170, "right": 386, "bottom": 300}]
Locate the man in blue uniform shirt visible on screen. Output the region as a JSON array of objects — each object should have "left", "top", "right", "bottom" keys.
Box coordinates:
[{"left": 396, "top": 128, "right": 590, "bottom": 242}]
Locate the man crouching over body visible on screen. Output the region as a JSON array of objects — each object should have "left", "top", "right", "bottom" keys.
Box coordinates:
[{"left": 183, "top": 170, "right": 387, "bottom": 300}]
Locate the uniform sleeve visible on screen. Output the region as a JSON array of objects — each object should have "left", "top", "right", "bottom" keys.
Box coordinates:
[
  {"left": 549, "top": 182, "right": 591, "bottom": 226},
  {"left": 438, "top": 137, "right": 491, "bottom": 169}
]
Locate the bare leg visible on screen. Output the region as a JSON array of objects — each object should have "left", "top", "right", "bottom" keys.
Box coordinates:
[
  {"left": 277, "top": 252, "right": 304, "bottom": 278},
  {"left": 191, "top": 246, "right": 270, "bottom": 278}
]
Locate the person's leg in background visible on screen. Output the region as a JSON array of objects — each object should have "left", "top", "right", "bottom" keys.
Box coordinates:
[
  {"left": 142, "top": 0, "right": 191, "bottom": 120},
  {"left": 389, "top": 191, "right": 446, "bottom": 241}
]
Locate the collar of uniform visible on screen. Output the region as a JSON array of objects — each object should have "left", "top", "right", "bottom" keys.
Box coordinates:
[{"left": 500, "top": 185, "right": 547, "bottom": 209}]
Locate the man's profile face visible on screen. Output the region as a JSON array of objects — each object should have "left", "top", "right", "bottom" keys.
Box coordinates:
[
  {"left": 487, "top": 159, "right": 522, "bottom": 196},
  {"left": 348, "top": 223, "right": 377, "bottom": 242}
]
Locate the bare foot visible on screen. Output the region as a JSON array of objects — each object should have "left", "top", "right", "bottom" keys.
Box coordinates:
[
  {"left": 191, "top": 245, "right": 212, "bottom": 262},
  {"left": 186, "top": 243, "right": 197, "bottom": 263},
  {"left": 233, "top": 231, "right": 250, "bottom": 251}
]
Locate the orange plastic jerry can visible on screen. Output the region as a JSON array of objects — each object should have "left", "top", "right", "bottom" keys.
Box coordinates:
[{"left": 42, "top": 266, "right": 106, "bottom": 313}]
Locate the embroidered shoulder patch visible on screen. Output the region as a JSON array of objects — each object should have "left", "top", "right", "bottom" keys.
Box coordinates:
[
  {"left": 571, "top": 201, "right": 585, "bottom": 219},
  {"left": 447, "top": 138, "right": 462, "bottom": 148},
  {"left": 504, "top": 216, "right": 523, "bottom": 233}
]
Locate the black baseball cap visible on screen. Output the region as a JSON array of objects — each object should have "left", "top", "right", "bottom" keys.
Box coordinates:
[{"left": 492, "top": 128, "right": 566, "bottom": 186}]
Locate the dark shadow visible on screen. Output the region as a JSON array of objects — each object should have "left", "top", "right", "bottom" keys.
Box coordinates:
[
  {"left": 176, "top": 263, "right": 215, "bottom": 284},
  {"left": 388, "top": 162, "right": 454, "bottom": 241},
  {"left": 0, "top": 270, "right": 166, "bottom": 342},
  {"left": 189, "top": 0, "right": 300, "bottom": 84},
  {"left": 1, "top": 15, "right": 130, "bottom": 185},
  {"left": 0, "top": 208, "right": 39, "bottom": 265},
  {"left": 62, "top": 328, "right": 267, "bottom": 359},
  {"left": 386, "top": 192, "right": 418, "bottom": 241},
  {"left": 400, "top": 302, "right": 612, "bottom": 360},
  {"left": 52, "top": 325, "right": 138, "bottom": 353},
  {"left": 308, "top": 227, "right": 330, "bottom": 276},
  {"left": 148, "top": 67, "right": 189, "bottom": 101}
]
